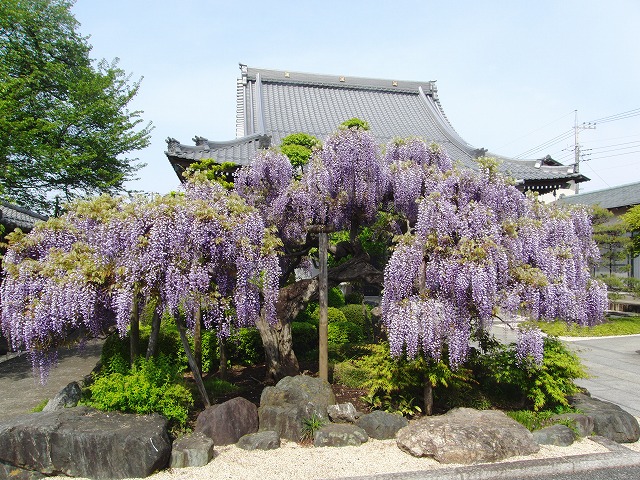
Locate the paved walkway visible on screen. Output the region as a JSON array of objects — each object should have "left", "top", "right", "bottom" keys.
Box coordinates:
[{"left": 0, "top": 339, "right": 102, "bottom": 421}]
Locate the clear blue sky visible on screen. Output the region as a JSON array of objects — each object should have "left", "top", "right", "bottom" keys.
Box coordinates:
[{"left": 72, "top": 0, "right": 640, "bottom": 195}]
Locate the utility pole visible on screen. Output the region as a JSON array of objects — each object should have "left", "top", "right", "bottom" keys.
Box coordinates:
[{"left": 573, "top": 110, "right": 596, "bottom": 193}]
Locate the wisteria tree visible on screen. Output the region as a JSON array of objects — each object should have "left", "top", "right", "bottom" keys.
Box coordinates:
[
  {"left": 234, "top": 122, "right": 607, "bottom": 385},
  {"left": 1, "top": 119, "right": 608, "bottom": 398},
  {"left": 0, "top": 173, "right": 280, "bottom": 403}
]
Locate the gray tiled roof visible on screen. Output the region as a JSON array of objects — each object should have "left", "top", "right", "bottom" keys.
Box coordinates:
[
  {"left": 556, "top": 181, "right": 640, "bottom": 209},
  {"left": 166, "top": 65, "right": 588, "bottom": 191},
  {"left": 0, "top": 201, "right": 48, "bottom": 231}
]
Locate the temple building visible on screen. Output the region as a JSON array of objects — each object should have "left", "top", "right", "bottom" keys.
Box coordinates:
[{"left": 166, "top": 64, "right": 588, "bottom": 195}]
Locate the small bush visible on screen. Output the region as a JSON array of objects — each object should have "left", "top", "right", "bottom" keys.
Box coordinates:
[
  {"left": 341, "top": 118, "right": 370, "bottom": 131},
  {"left": 344, "top": 291, "right": 364, "bottom": 305},
  {"left": 292, "top": 321, "right": 318, "bottom": 354},
  {"left": 204, "top": 377, "right": 240, "bottom": 398},
  {"left": 339, "top": 304, "right": 368, "bottom": 326},
  {"left": 328, "top": 287, "right": 346, "bottom": 308},
  {"left": 227, "top": 328, "right": 264, "bottom": 366},
  {"left": 83, "top": 354, "right": 194, "bottom": 429},
  {"left": 328, "top": 321, "right": 364, "bottom": 346},
  {"left": 294, "top": 302, "right": 319, "bottom": 325},
  {"left": 475, "top": 337, "right": 587, "bottom": 411}
]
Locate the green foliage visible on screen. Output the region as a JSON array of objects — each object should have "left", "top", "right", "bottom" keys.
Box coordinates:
[
  {"left": 185, "top": 159, "right": 238, "bottom": 189},
  {"left": 328, "top": 287, "right": 346, "bottom": 308},
  {"left": 294, "top": 302, "right": 319, "bottom": 326},
  {"left": 623, "top": 204, "right": 640, "bottom": 257},
  {"left": 300, "top": 413, "right": 326, "bottom": 442},
  {"left": 203, "top": 377, "right": 240, "bottom": 398},
  {"left": 0, "top": 0, "right": 152, "bottom": 213},
  {"left": 310, "top": 306, "right": 347, "bottom": 324},
  {"left": 344, "top": 291, "right": 364, "bottom": 305},
  {"left": 31, "top": 399, "right": 49, "bottom": 412},
  {"left": 340, "top": 118, "right": 370, "bottom": 131},
  {"left": 339, "top": 303, "right": 372, "bottom": 339},
  {"left": 591, "top": 205, "right": 632, "bottom": 275},
  {"left": 333, "top": 343, "right": 459, "bottom": 416},
  {"left": 507, "top": 406, "right": 578, "bottom": 432},
  {"left": 227, "top": 327, "right": 264, "bottom": 366},
  {"left": 83, "top": 354, "right": 194, "bottom": 428},
  {"left": 476, "top": 337, "right": 587, "bottom": 411},
  {"left": 328, "top": 321, "right": 364, "bottom": 345},
  {"left": 533, "top": 316, "right": 640, "bottom": 337},
  {"left": 291, "top": 321, "right": 318, "bottom": 355},
  {"left": 280, "top": 133, "right": 321, "bottom": 169}
]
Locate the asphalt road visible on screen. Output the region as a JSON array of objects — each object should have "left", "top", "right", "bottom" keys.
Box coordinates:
[
  {"left": 491, "top": 325, "right": 640, "bottom": 417},
  {"left": 569, "top": 335, "right": 640, "bottom": 417}
]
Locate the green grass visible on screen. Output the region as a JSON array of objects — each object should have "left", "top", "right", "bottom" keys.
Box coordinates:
[
  {"left": 534, "top": 316, "right": 640, "bottom": 337},
  {"left": 31, "top": 399, "right": 49, "bottom": 412},
  {"left": 203, "top": 377, "right": 240, "bottom": 398}
]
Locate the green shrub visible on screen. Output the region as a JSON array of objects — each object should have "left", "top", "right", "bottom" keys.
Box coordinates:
[
  {"left": 204, "top": 377, "right": 240, "bottom": 398},
  {"left": 310, "top": 306, "right": 347, "bottom": 324},
  {"left": 339, "top": 304, "right": 368, "bottom": 326},
  {"left": 507, "top": 406, "right": 578, "bottom": 432},
  {"left": 344, "top": 291, "right": 364, "bottom": 305},
  {"left": 328, "top": 321, "right": 364, "bottom": 345},
  {"left": 227, "top": 327, "right": 264, "bottom": 366},
  {"left": 292, "top": 321, "right": 318, "bottom": 354},
  {"left": 294, "top": 302, "right": 319, "bottom": 325},
  {"left": 83, "top": 354, "right": 194, "bottom": 428},
  {"left": 328, "top": 287, "right": 346, "bottom": 308},
  {"left": 341, "top": 118, "right": 370, "bottom": 131},
  {"left": 475, "top": 337, "right": 587, "bottom": 411}
]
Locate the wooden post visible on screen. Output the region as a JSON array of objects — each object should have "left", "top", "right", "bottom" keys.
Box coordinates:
[{"left": 318, "top": 231, "right": 329, "bottom": 381}]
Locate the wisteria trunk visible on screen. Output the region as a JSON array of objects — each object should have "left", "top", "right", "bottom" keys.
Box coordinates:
[
  {"left": 145, "top": 310, "right": 161, "bottom": 360},
  {"left": 424, "top": 380, "right": 433, "bottom": 416},
  {"left": 255, "top": 316, "right": 299, "bottom": 384},
  {"left": 175, "top": 313, "right": 210, "bottom": 407}
]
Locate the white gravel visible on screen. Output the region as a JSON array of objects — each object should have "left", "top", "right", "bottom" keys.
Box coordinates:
[{"left": 47, "top": 434, "right": 640, "bottom": 480}]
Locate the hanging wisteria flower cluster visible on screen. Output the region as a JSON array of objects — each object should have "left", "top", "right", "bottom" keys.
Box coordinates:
[
  {"left": 0, "top": 174, "right": 281, "bottom": 379},
  {"left": 381, "top": 160, "right": 607, "bottom": 368}
]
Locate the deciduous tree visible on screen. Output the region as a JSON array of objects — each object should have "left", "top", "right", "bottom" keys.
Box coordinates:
[{"left": 0, "top": 0, "right": 152, "bottom": 213}]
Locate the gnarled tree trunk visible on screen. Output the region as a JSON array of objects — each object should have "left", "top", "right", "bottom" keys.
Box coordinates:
[{"left": 258, "top": 252, "right": 384, "bottom": 383}]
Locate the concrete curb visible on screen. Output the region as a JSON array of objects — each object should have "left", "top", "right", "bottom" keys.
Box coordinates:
[{"left": 333, "top": 439, "right": 640, "bottom": 480}]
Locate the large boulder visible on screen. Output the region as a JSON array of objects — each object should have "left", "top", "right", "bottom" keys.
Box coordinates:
[
  {"left": 258, "top": 375, "right": 336, "bottom": 441},
  {"left": 570, "top": 393, "right": 640, "bottom": 443},
  {"left": 328, "top": 403, "right": 359, "bottom": 424},
  {"left": 314, "top": 424, "right": 368, "bottom": 447},
  {"left": 42, "top": 382, "right": 82, "bottom": 412},
  {"left": 356, "top": 410, "right": 407, "bottom": 440},
  {"left": 170, "top": 432, "right": 215, "bottom": 468},
  {"left": 532, "top": 424, "right": 576, "bottom": 446},
  {"left": 237, "top": 431, "right": 281, "bottom": 451},
  {"left": 0, "top": 406, "right": 170, "bottom": 479},
  {"left": 551, "top": 413, "right": 594, "bottom": 437},
  {"left": 396, "top": 408, "right": 539, "bottom": 464},
  {"left": 195, "top": 397, "right": 258, "bottom": 445}
]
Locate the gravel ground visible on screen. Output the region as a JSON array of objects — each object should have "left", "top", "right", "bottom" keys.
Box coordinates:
[{"left": 46, "top": 434, "right": 640, "bottom": 480}]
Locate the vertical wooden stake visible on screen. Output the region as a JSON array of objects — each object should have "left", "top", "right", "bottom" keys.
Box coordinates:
[{"left": 319, "top": 231, "right": 329, "bottom": 381}]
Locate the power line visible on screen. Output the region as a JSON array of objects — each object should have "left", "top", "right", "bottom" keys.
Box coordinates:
[
  {"left": 588, "top": 108, "right": 640, "bottom": 124},
  {"left": 583, "top": 149, "right": 640, "bottom": 162}
]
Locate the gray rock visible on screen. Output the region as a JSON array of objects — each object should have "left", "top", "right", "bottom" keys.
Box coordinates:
[
  {"left": 570, "top": 393, "right": 640, "bottom": 443},
  {"left": 0, "top": 461, "right": 45, "bottom": 480},
  {"left": 551, "top": 413, "right": 594, "bottom": 437},
  {"left": 259, "top": 375, "right": 336, "bottom": 441},
  {"left": 533, "top": 424, "right": 576, "bottom": 446},
  {"left": 42, "top": 381, "right": 82, "bottom": 412},
  {"left": 195, "top": 397, "right": 258, "bottom": 446},
  {"left": 237, "top": 431, "right": 281, "bottom": 451},
  {"left": 328, "top": 403, "right": 359, "bottom": 423},
  {"left": 0, "top": 406, "right": 170, "bottom": 479},
  {"left": 396, "top": 408, "right": 539, "bottom": 464},
  {"left": 314, "top": 424, "right": 369, "bottom": 447},
  {"left": 356, "top": 410, "right": 408, "bottom": 440},
  {"left": 170, "top": 432, "right": 215, "bottom": 468}
]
